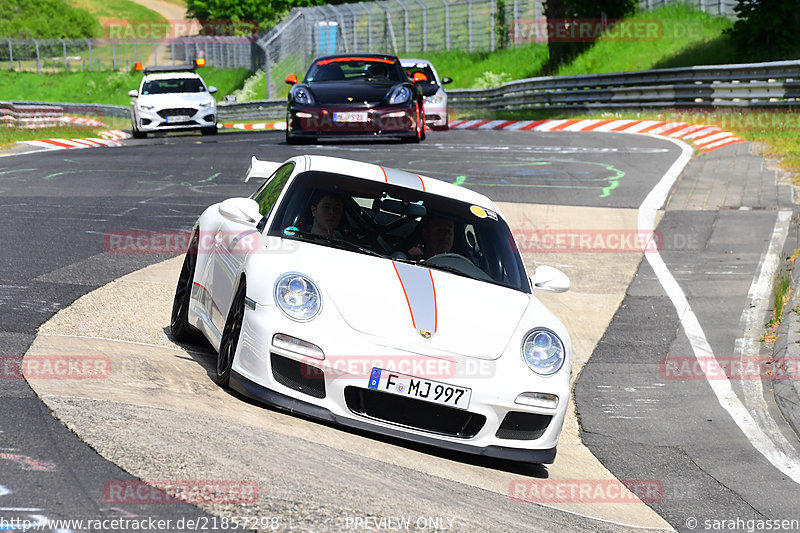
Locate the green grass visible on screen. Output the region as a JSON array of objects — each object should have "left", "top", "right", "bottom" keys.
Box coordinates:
[
  {"left": 774, "top": 267, "right": 792, "bottom": 324},
  {"left": 556, "top": 4, "right": 734, "bottom": 76},
  {"left": 407, "top": 4, "right": 735, "bottom": 88},
  {"left": 0, "top": 125, "right": 110, "bottom": 147},
  {"left": 0, "top": 67, "right": 253, "bottom": 105},
  {"left": 402, "top": 45, "right": 550, "bottom": 90}
]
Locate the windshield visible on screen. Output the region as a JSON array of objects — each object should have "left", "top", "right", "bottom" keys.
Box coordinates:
[
  {"left": 305, "top": 57, "right": 407, "bottom": 84},
  {"left": 268, "top": 171, "right": 529, "bottom": 293},
  {"left": 141, "top": 78, "right": 206, "bottom": 95},
  {"left": 402, "top": 62, "right": 440, "bottom": 97}
]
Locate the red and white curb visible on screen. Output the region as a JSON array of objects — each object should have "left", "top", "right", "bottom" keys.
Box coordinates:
[
  {"left": 20, "top": 130, "right": 131, "bottom": 151},
  {"left": 449, "top": 118, "right": 744, "bottom": 152},
  {"left": 59, "top": 116, "right": 110, "bottom": 128},
  {"left": 220, "top": 122, "right": 286, "bottom": 131}
]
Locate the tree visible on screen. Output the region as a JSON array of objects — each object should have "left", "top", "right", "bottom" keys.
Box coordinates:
[
  {"left": 728, "top": 0, "right": 800, "bottom": 57},
  {"left": 544, "top": 0, "right": 637, "bottom": 71},
  {"left": 186, "top": 0, "right": 317, "bottom": 33}
]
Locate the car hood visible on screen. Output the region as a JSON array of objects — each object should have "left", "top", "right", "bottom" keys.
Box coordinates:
[
  {"left": 306, "top": 249, "right": 531, "bottom": 360},
  {"left": 136, "top": 92, "right": 214, "bottom": 107},
  {"left": 304, "top": 81, "right": 401, "bottom": 105}
]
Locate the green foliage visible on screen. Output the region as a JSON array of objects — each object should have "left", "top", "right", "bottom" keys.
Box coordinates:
[
  {"left": 728, "top": 0, "right": 800, "bottom": 58},
  {"left": 494, "top": 0, "right": 510, "bottom": 50},
  {"left": 0, "top": 0, "right": 101, "bottom": 38},
  {"left": 185, "top": 0, "right": 315, "bottom": 28},
  {"left": 563, "top": 0, "right": 637, "bottom": 19},
  {"left": 0, "top": 67, "right": 251, "bottom": 105},
  {"left": 556, "top": 4, "right": 733, "bottom": 76},
  {"left": 472, "top": 71, "right": 512, "bottom": 89}
]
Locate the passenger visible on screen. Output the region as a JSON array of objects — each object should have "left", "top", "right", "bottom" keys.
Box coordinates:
[
  {"left": 309, "top": 193, "right": 344, "bottom": 239},
  {"left": 409, "top": 215, "right": 455, "bottom": 259}
]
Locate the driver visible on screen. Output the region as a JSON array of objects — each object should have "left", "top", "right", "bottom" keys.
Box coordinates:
[
  {"left": 409, "top": 215, "right": 454, "bottom": 259},
  {"left": 309, "top": 193, "right": 344, "bottom": 239}
]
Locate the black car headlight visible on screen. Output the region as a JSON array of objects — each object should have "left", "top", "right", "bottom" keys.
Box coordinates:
[
  {"left": 290, "top": 86, "right": 314, "bottom": 106},
  {"left": 521, "top": 329, "right": 565, "bottom": 376},
  {"left": 388, "top": 86, "right": 412, "bottom": 105}
]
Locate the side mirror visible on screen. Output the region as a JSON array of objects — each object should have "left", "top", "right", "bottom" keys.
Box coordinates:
[
  {"left": 218, "top": 198, "right": 263, "bottom": 227},
  {"left": 530, "top": 265, "right": 570, "bottom": 293},
  {"left": 128, "top": 89, "right": 139, "bottom": 98},
  {"left": 285, "top": 74, "right": 298, "bottom": 85},
  {"left": 413, "top": 72, "right": 428, "bottom": 83},
  {"left": 442, "top": 76, "right": 453, "bottom": 85},
  {"left": 207, "top": 86, "right": 217, "bottom": 94}
]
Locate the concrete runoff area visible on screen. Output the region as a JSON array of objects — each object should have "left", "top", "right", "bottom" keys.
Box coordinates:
[{"left": 25, "top": 203, "right": 671, "bottom": 531}]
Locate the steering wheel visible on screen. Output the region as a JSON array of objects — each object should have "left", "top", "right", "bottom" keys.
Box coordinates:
[{"left": 423, "top": 253, "right": 494, "bottom": 281}]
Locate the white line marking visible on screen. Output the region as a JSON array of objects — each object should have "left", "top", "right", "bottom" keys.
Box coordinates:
[
  {"left": 736, "top": 210, "right": 800, "bottom": 469},
  {"left": 638, "top": 134, "right": 800, "bottom": 484}
]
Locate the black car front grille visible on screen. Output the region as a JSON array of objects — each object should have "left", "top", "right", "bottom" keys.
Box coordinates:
[
  {"left": 270, "top": 353, "right": 326, "bottom": 399},
  {"left": 344, "top": 386, "right": 485, "bottom": 438},
  {"left": 157, "top": 108, "right": 197, "bottom": 118},
  {"left": 495, "top": 411, "right": 551, "bottom": 440}
]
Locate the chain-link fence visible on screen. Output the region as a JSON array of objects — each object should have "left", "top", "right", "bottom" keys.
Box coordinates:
[
  {"left": 1, "top": 0, "right": 737, "bottom": 83},
  {"left": 638, "top": 0, "right": 737, "bottom": 16},
  {"left": 1, "top": 36, "right": 261, "bottom": 73}
]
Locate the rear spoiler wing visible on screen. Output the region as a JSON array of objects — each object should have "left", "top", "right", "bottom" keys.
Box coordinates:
[{"left": 244, "top": 157, "right": 282, "bottom": 183}]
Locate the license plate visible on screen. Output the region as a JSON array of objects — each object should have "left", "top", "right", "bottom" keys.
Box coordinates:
[
  {"left": 368, "top": 368, "right": 471, "bottom": 409},
  {"left": 165, "top": 115, "right": 190, "bottom": 123},
  {"left": 333, "top": 112, "right": 368, "bottom": 123}
]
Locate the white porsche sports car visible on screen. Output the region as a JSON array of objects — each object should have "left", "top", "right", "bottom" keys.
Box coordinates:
[{"left": 170, "top": 155, "right": 573, "bottom": 463}]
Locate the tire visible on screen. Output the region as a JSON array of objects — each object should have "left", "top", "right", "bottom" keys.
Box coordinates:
[
  {"left": 419, "top": 109, "right": 427, "bottom": 141},
  {"left": 170, "top": 233, "right": 201, "bottom": 342},
  {"left": 214, "top": 280, "right": 247, "bottom": 386},
  {"left": 201, "top": 126, "right": 218, "bottom": 136},
  {"left": 131, "top": 111, "right": 147, "bottom": 139}
]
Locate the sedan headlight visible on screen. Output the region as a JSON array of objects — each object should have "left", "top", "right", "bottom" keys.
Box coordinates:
[
  {"left": 137, "top": 103, "right": 155, "bottom": 111},
  {"left": 388, "top": 86, "right": 411, "bottom": 105},
  {"left": 199, "top": 99, "right": 215, "bottom": 108},
  {"left": 521, "top": 329, "right": 565, "bottom": 375},
  {"left": 274, "top": 273, "right": 321, "bottom": 321},
  {"left": 290, "top": 86, "right": 314, "bottom": 105}
]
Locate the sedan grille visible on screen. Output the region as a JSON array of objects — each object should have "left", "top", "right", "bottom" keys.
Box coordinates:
[
  {"left": 344, "top": 386, "right": 485, "bottom": 438},
  {"left": 157, "top": 108, "right": 197, "bottom": 118}
]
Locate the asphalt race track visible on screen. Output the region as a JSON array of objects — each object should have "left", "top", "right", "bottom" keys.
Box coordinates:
[{"left": 1, "top": 129, "right": 798, "bottom": 532}]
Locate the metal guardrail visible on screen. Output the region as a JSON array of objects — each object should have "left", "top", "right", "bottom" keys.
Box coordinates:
[
  {"left": 5, "top": 59, "right": 798, "bottom": 130},
  {"left": 446, "top": 60, "right": 800, "bottom": 110}
]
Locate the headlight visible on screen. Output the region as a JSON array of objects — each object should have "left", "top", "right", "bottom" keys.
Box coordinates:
[
  {"left": 137, "top": 103, "right": 155, "bottom": 111},
  {"left": 290, "top": 86, "right": 314, "bottom": 105},
  {"left": 388, "top": 86, "right": 411, "bottom": 105},
  {"left": 521, "top": 329, "right": 565, "bottom": 375},
  {"left": 199, "top": 99, "right": 215, "bottom": 107},
  {"left": 425, "top": 95, "right": 442, "bottom": 105},
  {"left": 274, "top": 273, "right": 321, "bottom": 321}
]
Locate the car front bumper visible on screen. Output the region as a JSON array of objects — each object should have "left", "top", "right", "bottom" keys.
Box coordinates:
[
  {"left": 229, "top": 302, "right": 570, "bottom": 463},
  {"left": 287, "top": 106, "right": 419, "bottom": 137},
  {"left": 134, "top": 106, "right": 217, "bottom": 132}
]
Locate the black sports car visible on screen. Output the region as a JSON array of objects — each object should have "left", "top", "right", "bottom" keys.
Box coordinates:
[{"left": 285, "top": 54, "right": 427, "bottom": 144}]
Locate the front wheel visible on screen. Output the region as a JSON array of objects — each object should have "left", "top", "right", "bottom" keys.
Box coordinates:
[
  {"left": 170, "top": 233, "right": 200, "bottom": 342},
  {"left": 214, "top": 280, "right": 247, "bottom": 386},
  {"left": 201, "top": 126, "right": 218, "bottom": 136}
]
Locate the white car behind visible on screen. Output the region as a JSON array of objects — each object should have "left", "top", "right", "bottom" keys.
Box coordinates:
[
  {"left": 128, "top": 66, "right": 218, "bottom": 138},
  {"left": 401, "top": 58, "right": 452, "bottom": 130}
]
